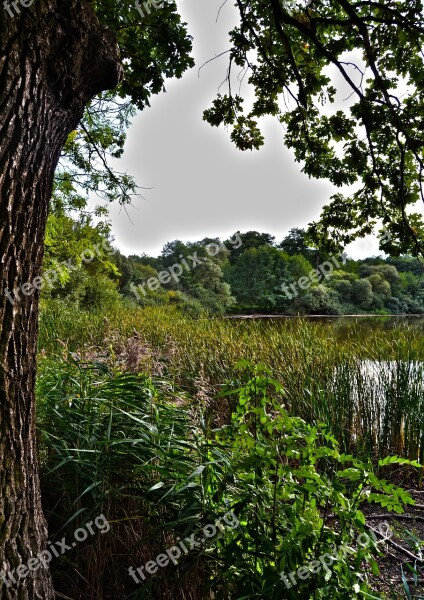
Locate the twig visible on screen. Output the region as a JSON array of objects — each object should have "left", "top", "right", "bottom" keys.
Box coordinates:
[
  {"left": 391, "top": 578, "right": 424, "bottom": 584},
  {"left": 367, "top": 514, "right": 424, "bottom": 522},
  {"left": 369, "top": 525, "right": 424, "bottom": 563}
]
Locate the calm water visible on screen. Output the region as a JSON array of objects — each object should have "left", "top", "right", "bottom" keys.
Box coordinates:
[{"left": 230, "top": 315, "right": 424, "bottom": 458}]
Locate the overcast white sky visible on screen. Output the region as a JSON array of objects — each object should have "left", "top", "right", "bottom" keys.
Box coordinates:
[{"left": 103, "top": 0, "right": 381, "bottom": 259}]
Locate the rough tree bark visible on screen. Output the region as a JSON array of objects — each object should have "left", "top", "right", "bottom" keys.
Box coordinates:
[{"left": 0, "top": 2, "right": 122, "bottom": 597}]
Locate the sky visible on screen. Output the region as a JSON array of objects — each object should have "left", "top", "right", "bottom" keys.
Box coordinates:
[{"left": 102, "top": 0, "right": 382, "bottom": 259}]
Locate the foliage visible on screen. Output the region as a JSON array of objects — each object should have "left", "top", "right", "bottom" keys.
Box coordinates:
[
  {"left": 116, "top": 237, "right": 235, "bottom": 315},
  {"left": 43, "top": 211, "right": 122, "bottom": 310},
  {"left": 203, "top": 1, "right": 424, "bottom": 257},
  {"left": 199, "top": 362, "right": 419, "bottom": 599},
  {"left": 38, "top": 301, "right": 424, "bottom": 467},
  {"left": 41, "top": 214, "right": 424, "bottom": 316},
  {"left": 36, "top": 355, "right": 208, "bottom": 597},
  {"left": 54, "top": 1, "right": 194, "bottom": 211},
  {"left": 222, "top": 229, "right": 424, "bottom": 314},
  {"left": 102, "top": 229, "right": 424, "bottom": 315},
  {"left": 36, "top": 355, "right": 421, "bottom": 599}
]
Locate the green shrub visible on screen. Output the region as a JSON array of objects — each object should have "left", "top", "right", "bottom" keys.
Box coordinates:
[{"left": 198, "top": 362, "right": 419, "bottom": 599}]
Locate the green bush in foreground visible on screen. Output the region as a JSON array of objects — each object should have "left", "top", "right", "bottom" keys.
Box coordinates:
[
  {"left": 36, "top": 356, "right": 420, "bottom": 599},
  {"left": 200, "top": 362, "right": 420, "bottom": 599}
]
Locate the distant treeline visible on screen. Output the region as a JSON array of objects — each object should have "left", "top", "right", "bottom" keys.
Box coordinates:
[{"left": 42, "top": 214, "right": 424, "bottom": 315}]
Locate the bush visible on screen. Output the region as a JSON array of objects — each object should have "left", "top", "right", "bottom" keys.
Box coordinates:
[
  {"left": 168, "top": 290, "right": 207, "bottom": 317},
  {"left": 199, "top": 362, "right": 419, "bottom": 599},
  {"left": 81, "top": 273, "right": 122, "bottom": 310}
]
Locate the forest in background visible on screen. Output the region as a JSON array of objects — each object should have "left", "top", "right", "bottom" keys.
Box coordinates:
[{"left": 42, "top": 210, "right": 424, "bottom": 316}]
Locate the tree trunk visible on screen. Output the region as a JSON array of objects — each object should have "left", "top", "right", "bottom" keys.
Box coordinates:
[{"left": 0, "top": 3, "right": 121, "bottom": 598}]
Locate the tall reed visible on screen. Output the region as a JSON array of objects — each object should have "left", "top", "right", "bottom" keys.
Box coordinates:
[{"left": 38, "top": 301, "right": 424, "bottom": 463}]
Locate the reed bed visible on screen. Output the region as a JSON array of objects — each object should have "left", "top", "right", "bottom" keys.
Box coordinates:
[{"left": 38, "top": 300, "right": 424, "bottom": 463}]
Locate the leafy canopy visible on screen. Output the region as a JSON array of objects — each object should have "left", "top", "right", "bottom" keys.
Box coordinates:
[
  {"left": 203, "top": 0, "right": 424, "bottom": 257},
  {"left": 59, "top": 1, "right": 424, "bottom": 258},
  {"left": 55, "top": 0, "right": 194, "bottom": 210}
]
